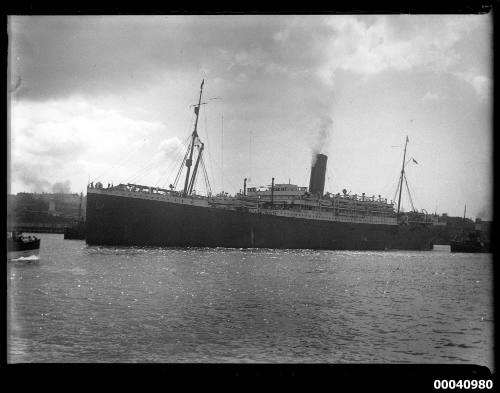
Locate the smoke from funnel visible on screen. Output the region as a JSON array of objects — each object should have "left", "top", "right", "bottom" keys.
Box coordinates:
[
  {"left": 52, "top": 180, "right": 71, "bottom": 193},
  {"left": 13, "top": 164, "right": 73, "bottom": 193},
  {"left": 312, "top": 115, "right": 333, "bottom": 157},
  {"left": 14, "top": 164, "right": 52, "bottom": 192}
]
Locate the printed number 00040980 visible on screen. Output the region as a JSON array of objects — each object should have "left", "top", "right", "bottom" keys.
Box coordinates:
[{"left": 433, "top": 380, "right": 493, "bottom": 390}]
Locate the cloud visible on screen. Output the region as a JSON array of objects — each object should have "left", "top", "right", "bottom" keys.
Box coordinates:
[
  {"left": 477, "top": 203, "right": 492, "bottom": 221},
  {"left": 421, "top": 91, "right": 444, "bottom": 102},
  {"left": 156, "top": 137, "right": 185, "bottom": 159},
  {"left": 453, "top": 71, "right": 491, "bottom": 99},
  {"left": 8, "top": 15, "right": 293, "bottom": 101},
  {"left": 314, "top": 15, "right": 487, "bottom": 84},
  {"left": 273, "top": 29, "right": 289, "bottom": 42},
  {"left": 9, "top": 15, "right": 490, "bottom": 104},
  {"left": 10, "top": 96, "right": 165, "bottom": 193}
]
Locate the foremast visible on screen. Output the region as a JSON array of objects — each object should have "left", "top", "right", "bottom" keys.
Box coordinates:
[
  {"left": 182, "top": 79, "right": 205, "bottom": 196},
  {"left": 396, "top": 136, "right": 409, "bottom": 214}
]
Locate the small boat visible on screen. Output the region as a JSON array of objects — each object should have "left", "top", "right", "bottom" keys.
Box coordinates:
[
  {"left": 450, "top": 231, "right": 490, "bottom": 253},
  {"left": 450, "top": 204, "right": 490, "bottom": 253},
  {"left": 7, "top": 231, "right": 41, "bottom": 260}
]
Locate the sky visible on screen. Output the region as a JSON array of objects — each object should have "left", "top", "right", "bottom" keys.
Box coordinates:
[{"left": 8, "top": 14, "right": 493, "bottom": 220}]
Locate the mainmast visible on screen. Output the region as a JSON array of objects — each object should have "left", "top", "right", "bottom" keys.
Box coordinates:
[
  {"left": 187, "top": 142, "right": 204, "bottom": 195},
  {"left": 183, "top": 79, "right": 205, "bottom": 196},
  {"left": 396, "top": 136, "right": 409, "bottom": 214}
]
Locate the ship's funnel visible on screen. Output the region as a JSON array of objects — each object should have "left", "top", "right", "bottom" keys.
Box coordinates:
[{"left": 309, "top": 154, "right": 328, "bottom": 196}]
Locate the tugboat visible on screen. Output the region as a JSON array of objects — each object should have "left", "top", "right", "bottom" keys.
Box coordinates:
[
  {"left": 450, "top": 206, "right": 491, "bottom": 253},
  {"left": 450, "top": 231, "right": 490, "bottom": 253},
  {"left": 7, "top": 232, "right": 41, "bottom": 260}
]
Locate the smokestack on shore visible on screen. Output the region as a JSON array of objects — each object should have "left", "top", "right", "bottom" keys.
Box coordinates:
[{"left": 309, "top": 154, "right": 328, "bottom": 196}]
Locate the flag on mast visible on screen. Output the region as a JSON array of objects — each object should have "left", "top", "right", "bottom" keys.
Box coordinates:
[{"left": 406, "top": 136, "right": 409, "bottom": 143}]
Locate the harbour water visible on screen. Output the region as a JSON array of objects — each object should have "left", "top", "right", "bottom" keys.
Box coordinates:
[{"left": 7, "top": 234, "right": 494, "bottom": 368}]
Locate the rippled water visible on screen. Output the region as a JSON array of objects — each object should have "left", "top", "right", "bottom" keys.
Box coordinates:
[{"left": 7, "top": 234, "right": 493, "bottom": 368}]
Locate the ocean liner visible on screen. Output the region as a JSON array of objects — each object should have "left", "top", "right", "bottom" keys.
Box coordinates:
[{"left": 86, "top": 80, "right": 444, "bottom": 250}]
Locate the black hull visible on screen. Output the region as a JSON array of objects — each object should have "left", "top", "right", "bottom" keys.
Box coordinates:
[
  {"left": 450, "top": 241, "right": 490, "bottom": 253},
  {"left": 86, "top": 193, "right": 440, "bottom": 251},
  {"left": 64, "top": 222, "right": 86, "bottom": 240},
  {"left": 7, "top": 238, "right": 40, "bottom": 252}
]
